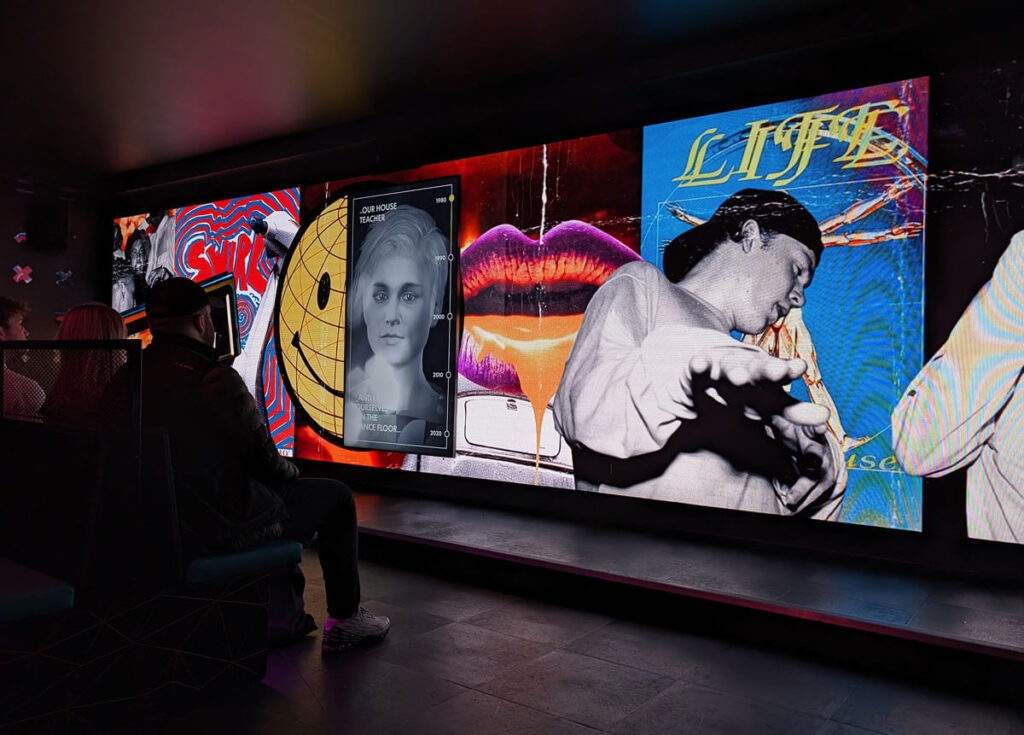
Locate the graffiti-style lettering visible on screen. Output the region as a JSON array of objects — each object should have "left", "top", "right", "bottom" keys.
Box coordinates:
[
  {"left": 178, "top": 234, "right": 269, "bottom": 295},
  {"left": 767, "top": 106, "right": 837, "bottom": 186},
  {"left": 672, "top": 129, "right": 729, "bottom": 186},
  {"left": 832, "top": 100, "right": 910, "bottom": 169},
  {"left": 671, "top": 100, "right": 915, "bottom": 188}
]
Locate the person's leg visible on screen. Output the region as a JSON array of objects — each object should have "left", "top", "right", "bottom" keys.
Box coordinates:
[
  {"left": 278, "top": 477, "right": 360, "bottom": 619},
  {"left": 268, "top": 562, "right": 318, "bottom": 646}
]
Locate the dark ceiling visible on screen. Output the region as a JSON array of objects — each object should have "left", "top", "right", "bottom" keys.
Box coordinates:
[{"left": 2, "top": 0, "right": 1018, "bottom": 195}]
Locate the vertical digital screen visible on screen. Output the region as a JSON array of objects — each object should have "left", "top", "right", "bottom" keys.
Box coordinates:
[{"left": 343, "top": 179, "right": 459, "bottom": 455}]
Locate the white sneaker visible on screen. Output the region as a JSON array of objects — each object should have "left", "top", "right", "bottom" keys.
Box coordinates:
[{"left": 321, "top": 608, "right": 391, "bottom": 654}]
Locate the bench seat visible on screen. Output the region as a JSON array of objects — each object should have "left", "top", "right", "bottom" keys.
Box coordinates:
[
  {"left": 0, "top": 558, "right": 75, "bottom": 624},
  {"left": 185, "top": 540, "right": 304, "bottom": 584}
]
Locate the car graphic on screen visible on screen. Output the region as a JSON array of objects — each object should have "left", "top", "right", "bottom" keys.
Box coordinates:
[{"left": 403, "top": 391, "right": 576, "bottom": 489}]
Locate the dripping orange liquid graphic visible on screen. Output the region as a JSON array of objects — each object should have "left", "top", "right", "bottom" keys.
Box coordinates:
[{"left": 464, "top": 313, "right": 584, "bottom": 483}]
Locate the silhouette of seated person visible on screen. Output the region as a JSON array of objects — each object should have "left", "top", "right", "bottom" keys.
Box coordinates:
[{"left": 116, "top": 277, "right": 389, "bottom": 653}]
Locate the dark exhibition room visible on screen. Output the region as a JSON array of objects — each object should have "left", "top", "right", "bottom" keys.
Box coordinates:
[{"left": 4, "top": 0, "right": 1024, "bottom": 732}]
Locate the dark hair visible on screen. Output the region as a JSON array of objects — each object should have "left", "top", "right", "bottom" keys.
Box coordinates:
[
  {"left": 0, "top": 296, "right": 30, "bottom": 327},
  {"left": 663, "top": 189, "right": 823, "bottom": 283},
  {"left": 126, "top": 231, "right": 151, "bottom": 269},
  {"left": 112, "top": 257, "right": 135, "bottom": 282}
]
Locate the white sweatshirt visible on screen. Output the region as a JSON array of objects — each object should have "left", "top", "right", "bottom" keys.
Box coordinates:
[{"left": 893, "top": 230, "right": 1024, "bottom": 543}]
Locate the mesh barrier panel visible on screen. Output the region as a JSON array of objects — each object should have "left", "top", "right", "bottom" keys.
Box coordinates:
[
  {"left": 0, "top": 340, "right": 140, "bottom": 432},
  {"left": 0, "top": 340, "right": 143, "bottom": 592}
]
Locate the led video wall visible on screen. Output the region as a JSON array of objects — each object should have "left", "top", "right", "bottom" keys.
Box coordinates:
[
  {"left": 113, "top": 77, "right": 932, "bottom": 533},
  {"left": 112, "top": 191, "right": 300, "bottom": 454}
]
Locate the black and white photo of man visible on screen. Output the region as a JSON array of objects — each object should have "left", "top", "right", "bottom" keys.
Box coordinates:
[{"left": 553, "top": 188, "right": 841, "bottom": 518}]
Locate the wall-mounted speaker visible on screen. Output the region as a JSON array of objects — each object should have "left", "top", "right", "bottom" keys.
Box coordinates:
[{"left": 25, "top": 196, "right": 69, "bottom": 252}]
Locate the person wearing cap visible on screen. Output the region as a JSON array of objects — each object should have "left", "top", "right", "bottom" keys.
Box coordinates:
[
  {"left": 553, "top": 188, "right": 839, "bottom": 518},
  {"left": 131, "top": 277, "right": 390, "bottom": 654}
]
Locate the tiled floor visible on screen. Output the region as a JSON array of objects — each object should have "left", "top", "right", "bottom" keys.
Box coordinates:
[{"left": 135, "top": 552, "right": 1024, "bottom": 735}]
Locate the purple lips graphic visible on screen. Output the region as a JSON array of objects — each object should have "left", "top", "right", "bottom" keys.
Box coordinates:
[{"left": 458, "top": 220, "right": 640, "bottom": 392}]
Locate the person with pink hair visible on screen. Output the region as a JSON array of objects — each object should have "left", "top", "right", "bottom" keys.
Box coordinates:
[{"left": 41, "top": 303, "right": 127, "bottom": 426}]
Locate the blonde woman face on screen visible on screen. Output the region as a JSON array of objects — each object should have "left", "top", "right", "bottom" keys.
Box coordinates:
[{"left": 361, "top": 253, "right": 435, "bottom": 369}]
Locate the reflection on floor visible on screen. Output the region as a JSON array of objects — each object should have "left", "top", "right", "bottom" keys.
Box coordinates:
[{"left": 127, "top": 548, "right": 1023, "bottom": 735}]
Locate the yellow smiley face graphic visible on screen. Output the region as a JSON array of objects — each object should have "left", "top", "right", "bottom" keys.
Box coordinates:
[{"left": 276, "top": 196, "right": 348, "bottom": 439}]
